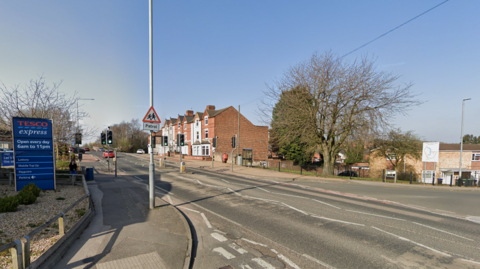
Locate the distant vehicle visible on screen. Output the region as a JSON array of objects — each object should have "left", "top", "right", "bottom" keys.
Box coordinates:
[
  {"left": 84, "top": 148, "right": 90, "bottom": 152},
  {"left": 98, "top": 148, "right": 105, "bottom": 152},
  {"left": 68, "top": 147, "right": 85, "bottom": 154},
  {"left": 338, "top": 171, "right": 358, "bottom": 177},
  {"left": 103, "top": 150, "right": 115, "bottom": 158},
  {"left": 136, "top": 149, "right": 145, "bottom": 154}
]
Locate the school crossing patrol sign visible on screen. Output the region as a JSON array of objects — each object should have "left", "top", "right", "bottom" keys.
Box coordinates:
[{"left": 142, "top": 106, "right": 161, "bottom": 132}]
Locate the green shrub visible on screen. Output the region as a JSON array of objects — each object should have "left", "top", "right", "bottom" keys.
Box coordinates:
[
  {"left": 0, "top": 196, "right": 20, "bottom": 212},
  {"left": 22, "top": 183, "right": 41, "bottom": 197},
  {"left": 16, "top": 190, "right": 37, "bottom": 205}
]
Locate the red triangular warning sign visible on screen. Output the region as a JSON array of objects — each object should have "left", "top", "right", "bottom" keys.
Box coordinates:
[{"left": 142, "top": 106, "right": 161, "bottom": 123}]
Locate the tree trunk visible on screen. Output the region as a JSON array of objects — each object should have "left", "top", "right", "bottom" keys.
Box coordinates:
[{"left": 322, "top": 152, "right": 336, "bottom": 175}]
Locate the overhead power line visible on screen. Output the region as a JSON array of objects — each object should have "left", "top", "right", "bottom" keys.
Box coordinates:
[{"left": 340, "top": 0, "right": 450, "bottom": 59}]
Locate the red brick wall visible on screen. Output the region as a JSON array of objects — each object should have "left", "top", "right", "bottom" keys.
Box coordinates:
[{"left": 213, "top": 106, "right": 268, "bottom": 163}]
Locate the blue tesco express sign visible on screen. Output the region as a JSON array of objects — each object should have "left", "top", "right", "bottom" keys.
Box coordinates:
[{"left": 13, "top": 117, "right": 55, "bottom": 191}]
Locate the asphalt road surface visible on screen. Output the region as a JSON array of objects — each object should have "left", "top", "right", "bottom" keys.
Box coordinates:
[{"left": 92, "top": 152, "right": 480, "bottom": 269}]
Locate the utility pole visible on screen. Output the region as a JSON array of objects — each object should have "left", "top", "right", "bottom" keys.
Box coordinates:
[
  {"left": 148, "top": 0, "right": 155, "bottom": 209},
  {"left": 238, "top": 105, "right": 240, "bottom": 166}
]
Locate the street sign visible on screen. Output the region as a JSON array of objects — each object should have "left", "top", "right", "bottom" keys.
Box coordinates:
[
  {"left": 13, "top": 117, "right": 55, "bottom": 191},
  {"left": 142, "top": 106, "right": 161, "bottom": 123},
  {"left": 143, "top": 122, "right": 160, "bottom": 132},
  {"left": 1, "top": 152, "right": 14, "bottom": 167}
]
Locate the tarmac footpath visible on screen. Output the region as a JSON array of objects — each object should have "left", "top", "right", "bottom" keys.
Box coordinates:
[{"left": 52, "top": 164, "right": 192, "bottom": 269}]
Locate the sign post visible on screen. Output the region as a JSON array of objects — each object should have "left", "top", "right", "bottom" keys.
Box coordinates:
[
  {"left": 12, "top": 117, "right": 55, "bottom": 191},
  {"left": 143, "top": 105, "right": 161, "bottom": 209}
]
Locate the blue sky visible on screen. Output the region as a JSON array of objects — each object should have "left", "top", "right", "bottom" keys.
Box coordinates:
[{"left": 1, "top": 0, "right": 479, "bottom": 144}]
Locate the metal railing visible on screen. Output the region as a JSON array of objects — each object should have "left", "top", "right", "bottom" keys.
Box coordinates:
[{"left": 0, "top": 174, "right": 90, "bottom": 269}]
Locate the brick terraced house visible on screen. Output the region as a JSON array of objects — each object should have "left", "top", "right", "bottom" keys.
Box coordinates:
[{"left": 159, "top": 105, "right": 268, "bottom": 165}]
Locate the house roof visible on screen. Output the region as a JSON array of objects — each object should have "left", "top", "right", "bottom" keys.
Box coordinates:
[
  {"left": 195, "top": 112, "right": 204, "bottom": 119},
  {"left": 440, "top": 143, "right": 480, "bottom": 151},
  {"left": 178, "top": 115, "right": 184, "bottom": 122},
  {"left": 206, "top": 107, "right": 229, "bottom": 117},
  {"left": 170, "top": 118, "right": 177, "bottom": 124},
  {"left": 185, "top": 116, "right": 195, "bottom": 123}
]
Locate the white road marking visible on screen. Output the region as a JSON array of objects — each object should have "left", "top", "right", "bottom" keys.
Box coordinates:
[
  {"left": 252, "top": 258, "right": 275, "bottom": 269},
  {"left": 346, "top": 210, "right": 405, "bottom": 221},
  {"left": 227, "top": 188, "right": 242, "bottom": 196},
  {"left": 229, "top": 243, "right": 248, "bottom": 254},
  {"left": 166, "top": 195, "right": 173, "bottom": 204},
  {"left": 177, "top": 206, "right": 199, "bottom": 213},
  {"left": 278, "top": 254, "right": 300, "bottom": 269},
  {"left": 133, "top": 176, "right": 143, "bottom": 181},
  {"left": 281, "top": 202, "right": 308, "bottom": 215},
  {"left": 214, "top": 229, "right": 226, "bottom": 234},
  {"left": 201, "top": 213, "right": 212, "bottom": 228},
  {"left": 131, "top": 181, "right": 146, "bottom": 186},
  {"left": 257, "top": 187, "right": 271, "bottom": 193},
  {"left": 241, "top": 238, "right": 267, "bottom": 247},
  {"left": 155, "top": 186, "right": 173, "bottom": 195},
  {"left": 213, "top": 247, "right": 235, "bottom": 260},
  {"left": 247, "top": 196, "right": 279, "bottom": 203},
  {"left": 371, "top": 226, "right": 451, "bottom": 257},
  {"left": 221, "top": 179, "right": 230, "bottom": 183},
  {"left": 240, "top": 265, "right": 253, "bottom": 269},
  {"left": 231, "top": 182, "right": 253, "bottom": 187},
  {"left": 412, "top": 222, "right": 473, "bottom": 241},
  {"left": 311, "top": 199, "right": 341, "bottom": 209},
  {"left": 461, "top": 258, "right": 480, "bottom": 265},
  {"left": 311, "top": 215, "right": 365, "bottom": 226},
  {"left": 196, "top": 180, "right": 203, "bottom": 185},
  {"left": 303, "top": 254, "right": 336, "bottom": 269},
  {"left": 211, "top": 232, "right": 228, "bottom": 242}
]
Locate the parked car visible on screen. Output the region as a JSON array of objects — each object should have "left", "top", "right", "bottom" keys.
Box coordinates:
[
  {"left": 103, "top": 150, "right": 115, "bottom": 158},
  {"left": 338, "top": 171, "right": 358, "bottom": 177},
  {"left": 84, "top": 148, "right": 90, "bottom": 152},
  {"left": 136, "top": 149, "right": 145, "bottom": 154}
]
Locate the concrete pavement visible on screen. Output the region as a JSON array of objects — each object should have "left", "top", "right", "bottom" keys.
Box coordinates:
[{"left": 53, "top": 153, "right": 191, "bottom": 269}]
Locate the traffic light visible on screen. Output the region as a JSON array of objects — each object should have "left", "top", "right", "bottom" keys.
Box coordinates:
[
  {"left": 212, "top": 136, "right": 217, "bottom": 148},
  {"left": 107, "top": 130, "right": 113, "bottom": 145},
  {"left": 231, "top": 136, "right": 236, "bottom": 148},
  {"left": 101, "top": 133, "right": 106, "bottom": 145},
  {"left": 151, "top": 134, "right": 156, "bottom": 148},
  {"left": 177, "top": 134, "right": 185, "bottom": 146},
  {"left": 75, "top": 133, "right": 82, "bottom": 145},
  {"left": 163, "top": 136, "right": 168, "bottom": 146}
]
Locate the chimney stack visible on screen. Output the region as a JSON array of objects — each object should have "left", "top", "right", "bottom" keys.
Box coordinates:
[
  {"left": 186, "top": 110, "right": 194, "bottom": 116},
  {"left": 206, "top": 105, "right": 215, "bottom": 111}
]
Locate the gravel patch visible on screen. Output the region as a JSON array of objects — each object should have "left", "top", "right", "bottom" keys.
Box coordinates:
[{"left": 0, "top": 184, "right": 88, "bottom": 268}]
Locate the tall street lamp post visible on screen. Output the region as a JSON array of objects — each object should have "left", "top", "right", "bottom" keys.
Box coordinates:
[{"left": 459, "top": 97, "right": 471, "bottom": 182}]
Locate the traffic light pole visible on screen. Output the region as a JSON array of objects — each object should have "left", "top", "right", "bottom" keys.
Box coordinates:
[{"left": 148, "top": 0, "right": 155, "bottom": 209}]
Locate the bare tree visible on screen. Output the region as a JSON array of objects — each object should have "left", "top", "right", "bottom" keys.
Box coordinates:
[
  {"left": 262, "top": 52, "right": 422, "bottom": 175},
  {"left": 371, "top": 128, "right": 422, "bottom": 172},
  {"left": 0, "top": 76, "right": 96, "bottom": 147},
  {"left": 105, "top": 119, "right": 148, "bottom": 152}
]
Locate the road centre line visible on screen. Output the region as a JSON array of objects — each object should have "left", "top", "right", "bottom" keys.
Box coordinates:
[
  {"left": 241, "top": 238, "right": 268, "bottom": 247},
  {"left": 346, "top": 210, "right": 406, "bottom": 221},
  {"left": 311, "top": 215, "right": 365, "bottom": 226},
  {"left": 281, "top": 202, "right": 309, "bottom": 215},
  {"left": 201, "top": 213, "right": 212, "bottom": 228},
  {"left": 311, "top": 199, "right": 341, "bottom": 209},
  {"left": 302, "top": 254, "right": 337, "bottom": 269},
  {"left": 461, "top": 258, "right": 480, "bottom": 265},
  {"left": 213, "top": 247, "right": 235, "bottom": 260},
  {"left": 211, "top": 232, "right": 228, "bottom": 242},
  {"left": 371, "top": 226, "right": 451, "bottom": 257},
  {"left": 177, "top": 206, "right": 200, "bottom": 213},
  {"left": 412, "top": 222, "right": 473, "bottom": 241}
]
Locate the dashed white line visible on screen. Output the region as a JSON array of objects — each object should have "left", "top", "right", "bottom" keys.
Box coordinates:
[
  {"left": 240, "top": 265, "right": 253, "bottom": 269},
  {"left": 197, "top": 180, "right": 203, "bottom": 185},
  {"left": 166, "top": 195, "right": 173, "bottom": 204},
  {"left": 311, "top": 215, "right": 365, "bottom": 226},
  {"left": 461, "top": 258, "right": 480, "bottom": 265},
  {"left": 241, "top": 238, "right": 267, "bottom": 247},
  {"left": 201, "top": 213, "right": 212, "bottom": 228},
  {"left": 412, "top": 222, "right": 473, "bottom": 241},
  {"left": 213, "top": 247, "right": 235, "bottom": 260},
  {"left": 221, "top": 179, "right": 230, "bottom": 183},
  {"left": 211, "top": 232, "right": 228, "bottom": 242},
  {"left": 229, "top": 243, "right": 248, "bottom": 254},
  {"left": 133, "top": 176, "right": 143, "bottom": 181},
  {"left": 257, "top": 187, "right": 271, "bottom": 193},
  {"left": 281, "top": 202, "right": 308, "bottom": 215},
  {"left": 371, "top": 226, "right": 451, "bottom": 257},
  {"left": 252, "top": 258, "right": 275, "bottom": 269},
  {"left": 346, "top": 210, "right": 405, "bottom": 221},
  {"left": 311, "top": 199, "right": 341, "bottom": 209},
  {"left": 303, "top": 254, "right": 336, "bottom": 269}
]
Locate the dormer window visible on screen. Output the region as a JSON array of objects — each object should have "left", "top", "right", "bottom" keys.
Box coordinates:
[
  {"left": 205, "top": 116, "right": 208, "bottom": 125},
  {"left": 178, "top": 123, "right": 180, "bottom": 129}
]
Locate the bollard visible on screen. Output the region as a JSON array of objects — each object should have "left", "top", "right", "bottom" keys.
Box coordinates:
[
  {"left": 59, "top": 212, "right": 65, "bottom": 236},
  {"left": 278, "top": 162, "right": 280, "bottom": 172},
  {"left": 409, "top": 171, "right": 412, "bottom": 184},
  {"left": 450, "top": 175, "right": 453, "bottom": 187},
  {"left": 23, "top": 235, "right": 31, "bottom": 267}
]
